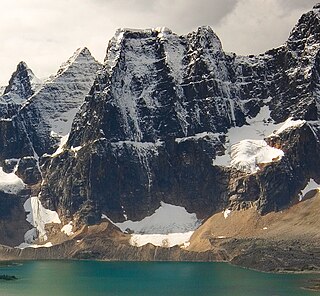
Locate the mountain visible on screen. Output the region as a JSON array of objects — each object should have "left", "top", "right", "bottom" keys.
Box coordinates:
[
  {"left": 0, "top": 47, "right": 101, "bottom": 161},
  {"left": 0, "top": 62, "right": 42, "bottom": 118},
  {"left": 0, "top": 4, "right": 319, "bottom": 273},
  {"left": 0, "top": 48, "right": 101, "bottom": 246},
  {"left": 40, "top": 5, "right": 320, "bottom": 228},
  {"left": 2, "top": 61, "right": 42, "bottom": 105}
]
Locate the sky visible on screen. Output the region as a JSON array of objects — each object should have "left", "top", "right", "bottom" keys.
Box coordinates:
[{"left": 0, "top": 0, "right": 318, "bottom": 85}]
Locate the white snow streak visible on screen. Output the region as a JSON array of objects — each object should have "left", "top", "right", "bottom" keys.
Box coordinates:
[
  {"left": 300, "top": 178, "right": 320, "bottom": 201},
  {"left": 51, "top": 133, "right": 69, "bottom": 157},
  {"left": 272, "top": 117, "right": 306, "bottom": 135},
  {"left": 23, "top": 196, "right": 61, "bottom": 242},
  {"left": 223, "top": 209, "right": 231, "bottom": 219}
]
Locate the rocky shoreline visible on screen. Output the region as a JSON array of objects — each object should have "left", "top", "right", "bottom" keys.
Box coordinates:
[{"left": 0, "top": 221, "right": 319, "bottom": 274}]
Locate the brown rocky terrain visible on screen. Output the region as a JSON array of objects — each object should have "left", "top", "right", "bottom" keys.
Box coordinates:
[
  {"left": 187, "top": 191, "right": 320, "bottom": 272},
  {"left": 0, "top": 191, "right": 318, "bottom": 274}
]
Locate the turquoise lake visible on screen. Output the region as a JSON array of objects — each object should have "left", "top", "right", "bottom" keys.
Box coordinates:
[{"left": 0, "top": 261, "right": 319, "bottom": 295}]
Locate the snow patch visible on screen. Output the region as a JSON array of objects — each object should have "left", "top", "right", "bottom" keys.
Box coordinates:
[
  {"left": 223, "top": 209, "right": 231, "bottom": 219},
  {"left": 130, "top": 232, "right": 194, "bottom": 248},
  {"left": 50, "top": 107, "right": 80, "bottom": 136},
  {"left": 0, "top": 166, "right": 25, "bottom": 194},
  {"left": 103, "top": 202, "right": 201, "bottom": 248},
  {"left": 111, "top": 201, "right": 201, "bottom": 234},
  {"left": 23, "top": 196, "right": 61, "bottom": 242},
  {"left": 61, "top": 221, "right": 74, "bottom": 236},
  {"left": 300, "top": 178, "right": 320, "bottom": 201},
  {"left": 213, "top": 105, "right": 282, "bottom": 167},
  {"left": 230, "top": 140, "right": 284, "bottom": 173},
  {"left": 212, "top": 106, "right": 303, "bottom": 170},
  {"left": 181, "top": 241, "right": 191, "bottom": 249},
  {"left": 273, "top": 117, "right": 306, "bottom": 135}
]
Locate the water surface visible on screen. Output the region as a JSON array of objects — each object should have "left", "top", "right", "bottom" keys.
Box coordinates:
[{"left": 0, "top": 261, "right": 319, "bottom": 295}]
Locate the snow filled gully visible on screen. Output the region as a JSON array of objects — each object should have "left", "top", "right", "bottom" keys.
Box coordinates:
[{"left": 16, "top": 196, "right": 61, "bottom": 249}]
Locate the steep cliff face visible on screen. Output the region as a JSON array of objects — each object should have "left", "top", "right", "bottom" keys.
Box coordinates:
[{"left": 39, "top": 5, "right": 320, "bottom": 226}]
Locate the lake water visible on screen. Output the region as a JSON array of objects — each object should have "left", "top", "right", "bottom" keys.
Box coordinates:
[{"left": 0, "top": 261, "right": 319, "bottom": 295}]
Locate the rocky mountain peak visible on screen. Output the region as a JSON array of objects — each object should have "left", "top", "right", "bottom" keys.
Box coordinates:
[
  {"left": 313, "top": 3, "right": 320, "bottom": 10},
  {"left": 190, "top": 26, "right": 223, "bottom": 53},
  {"left": 2, "top": 61, "right": 41, "bottom": 104},
  {"left": 0, "top": 47, "right": 102, "bottom": 161},
  {"left": 19, "top": 47, "right": 102, "bottom": 155},
  {"left": 287, "top": 5, "right": 320, "bottom": 56},
  {"left": 54, "top": 47, "right": 98, "bottom": 79}
]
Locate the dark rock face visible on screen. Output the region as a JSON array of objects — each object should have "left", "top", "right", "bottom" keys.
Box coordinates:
[
  {"left": 41, "top": 137, "right": 230, "bottom": 223},
  {"left": 39, "top": 6, "right": 320, "bottom": 225},
  {"left": 0, "top": 191, "right": 30, "bottom": 247},
  {"left": 16, "top": 157, "right": 41, "bottom": 185}
]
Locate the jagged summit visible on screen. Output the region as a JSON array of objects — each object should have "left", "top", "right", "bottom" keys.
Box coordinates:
[
  {"left": 0, "top": 47, "right": 102, "bottom": 160},
  {"left": 18, "top": 46, "right": 102, "bottom": 155},
  {"left": 54, "top": 47, "right": 96, "bottom": 79},
  {"left": 2, "top": 61, "right": 41, "bottom": 105},
  {"left": 73, "top": 24, "right": 230, "bottom": 146},
  {"left": 287, "top": 4, "right": 320, "bottom": 53},
  {"left": 313, "top": 3, "right": 320, "bottom": 10},
  {"left": 187, "top": 26, "right": 223, "bottom": 52}
]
